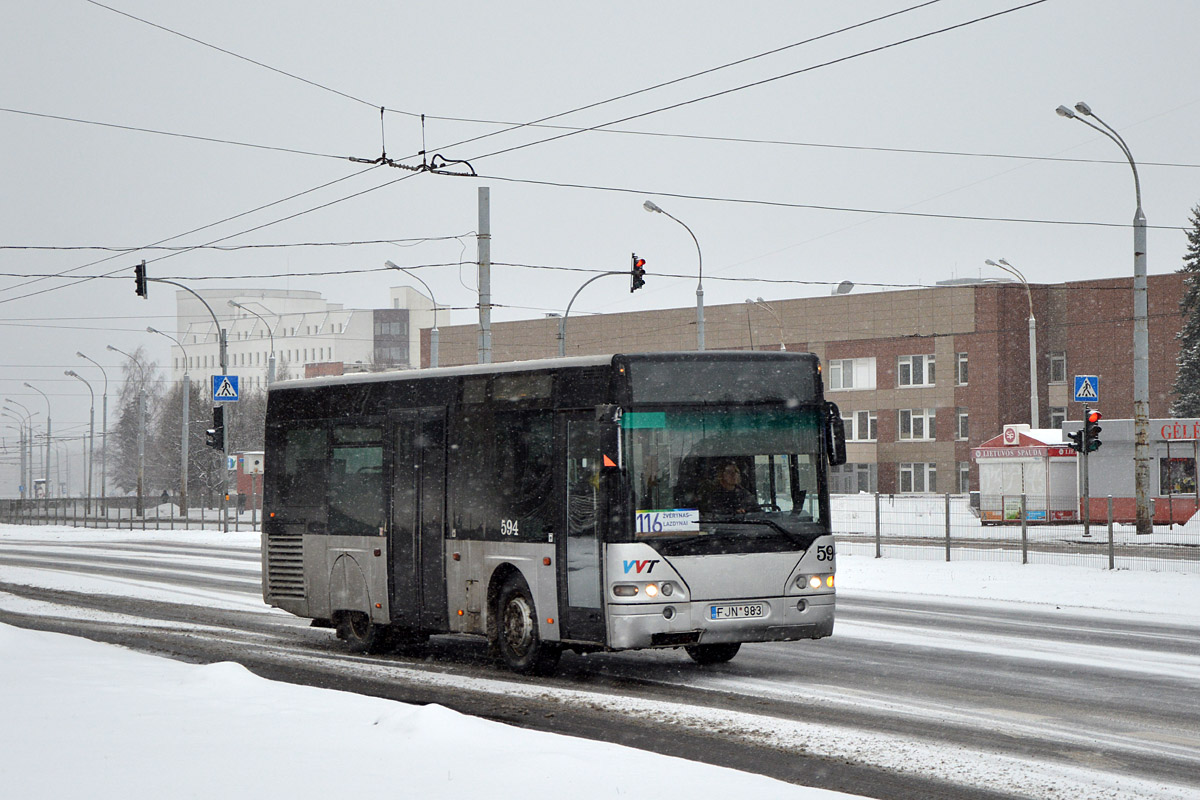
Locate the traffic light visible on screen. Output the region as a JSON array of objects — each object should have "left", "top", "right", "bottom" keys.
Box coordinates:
[
  {"left": 1085, "top": 409, "right": 1103, "bottom": 452},
  {"left": 1067, "top": 428, "right": 1084, "bottom": 453},
  {"left": 134, "top": 261, "right": 148, "bottom": 299},
  {"left": 205, "top": 405, "right": 224, "bottom": 450},
  {"left": 630, "top": 253, "right": 646, "bottom": 292}
]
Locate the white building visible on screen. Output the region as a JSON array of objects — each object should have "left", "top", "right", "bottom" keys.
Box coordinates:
[{"left": 168, "top": 287, "right": 447, "bottom": 394}]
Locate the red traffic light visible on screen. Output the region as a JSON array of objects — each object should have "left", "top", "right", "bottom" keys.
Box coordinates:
[
  {"left": 634, "top": 257, "right": 646, "bottom": 269},
  {"left": 1086, "top": 410, "right": 1102, "bottom": 424}
]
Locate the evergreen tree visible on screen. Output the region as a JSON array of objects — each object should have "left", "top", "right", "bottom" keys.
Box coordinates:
[{"left": 1171, "top": 204, "right": 1200, "bottom": 416}]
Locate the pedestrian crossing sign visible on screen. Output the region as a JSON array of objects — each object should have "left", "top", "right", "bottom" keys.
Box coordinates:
[
  {"left": 1073, "top": 375, "right": 1099, "bottom": 403},
  {"left": 213, "top": 375, "right": 239, "bottom": 402}
]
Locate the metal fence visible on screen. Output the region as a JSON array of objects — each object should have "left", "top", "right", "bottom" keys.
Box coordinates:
[
  {"left": 832, "top": 493, "right": 1200, "bottom": 574},
  {"left": 0, "top": 497, "right": 261, "bottom": 532}
]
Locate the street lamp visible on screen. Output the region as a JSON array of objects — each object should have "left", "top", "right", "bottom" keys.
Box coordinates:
[
  {"left": 77, "top": 352, "right": 109, "bottom": 514},
  {"left": 4, "top": 399, "right": 35, "bottom": 497},
  {"left": 644, "top": 200, "right": 705, "bottom": 351},
  {"left": 985, "top": 259, "right": 1039, "bottom": 428},
  {"left": 558, "top": 271, "right": 626, "bottom": 357},
  {"left": 745, "top": 298, "right": 786, "bottom": 351},
  {"left": 23, "top": 383, "right": 51, "bottom": 499},
  {"left": 384, "top": 261, "right": 441, "bottom": 368},
  {"left": 1, "top": 409, "right": 31, "bottom": 499},
  {"left": 64, "top": 370, "right": 95, "bottom": 512},
  {"left": 227, "top": 299, "right": 276, "bottom": 384},
  {"left": 1057, "top": 101, "right": 1151, "bottom": 535},
  {"left": 107, "top": 344, "right": 148, "bottom": 516},
  {"left": 148, "top": 326, "right": 190, "bottom": 514}
]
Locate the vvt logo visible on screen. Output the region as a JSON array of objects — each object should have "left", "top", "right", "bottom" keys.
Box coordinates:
[{"left": 623, "top": 559, "right": 660, "bottom": 574}]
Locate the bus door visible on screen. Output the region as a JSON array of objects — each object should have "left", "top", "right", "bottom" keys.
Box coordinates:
[
  {"left": 389, "top": 408, "right": 447, "bottom": 630},
  {"left": 561, "top": 414, "right": 607, "bottom": 642}
]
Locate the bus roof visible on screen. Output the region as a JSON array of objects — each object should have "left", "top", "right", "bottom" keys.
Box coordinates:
[{"left": 270, "top": 351, "right": 817, "bottom": 393}]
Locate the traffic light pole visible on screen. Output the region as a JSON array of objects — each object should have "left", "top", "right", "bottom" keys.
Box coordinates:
[{"left": 148, "top": 276, "right": 229, "bottom": 532}]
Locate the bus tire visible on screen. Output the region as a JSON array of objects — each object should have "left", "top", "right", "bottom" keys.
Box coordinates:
[
  {"left": 496, "top": 575, "right": 561, "bottom": 676},
  {"left": 336, "top": 611, "right": 387, "bottom": 655},
  {"left": 685, "top": 642, "right": 741, "bottom": 665}
]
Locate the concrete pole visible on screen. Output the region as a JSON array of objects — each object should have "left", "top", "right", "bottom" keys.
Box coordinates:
[
  {"left": 181, "top": 374, "right": 189, "bottom": 514},
  {"left": 1132, "top": 209, "right": 1150, "bottom": 533},
  {"left": 137, "top": 388, "right": 145, "bottom": 515},
  {"left": 478, "top": 187, "right": 492, "bottom": 364},
  {"left": 1027, "top": 315, "right": 1039, "bottom": 427}
]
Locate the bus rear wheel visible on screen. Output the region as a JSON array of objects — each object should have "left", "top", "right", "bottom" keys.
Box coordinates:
[
  {"left": 336, "top": 611, "right": 388, "bottom": 654},
  {"left": 496, "top": 575, "right": 560, "bottom": 676},
  {"left": 685, "top": 642, "right": 741, "bottom": 665}
]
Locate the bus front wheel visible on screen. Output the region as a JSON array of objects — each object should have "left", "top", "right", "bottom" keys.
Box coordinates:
[
  {"left": 685, "top": 642, "right": 741, "bottom": 665},
  {"left": 496, "top": 575, "right": 561, "bottom": 676}
]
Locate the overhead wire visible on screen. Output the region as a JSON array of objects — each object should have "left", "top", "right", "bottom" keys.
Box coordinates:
[
  {"left": 460, "top": 1, "right": 1052, "bottom": 165},
  {"left": 0, "top": 106, "right": 349, "bottom": 161},
  {"left": 82, "top": 0, "right": 382, "bottom": 110},
  {"left": 390, "top": 0, "right": 950, "bottom": 156}
]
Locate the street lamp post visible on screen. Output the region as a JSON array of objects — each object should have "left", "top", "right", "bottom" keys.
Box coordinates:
[
  {"left": 4, "top": 399, "right": 35, "bottom": 498},
  {"left": 23, "top": 383, "right": 51, "bottom": 500},
  {"left": 64, "top": 371, "right": 95, "bottom": 513},
  {"left": 107, "top": 344, "right": 147, "bottom": 516},
  {"left": 1, "top": 410, "right": 30, "bottom": 499},
  {"left": 745, "top": 297, "right": 786, "bottom": 351},
  {"left": 148, "top": 327, "right": 191, "bottom": 515},
  {"left": 77, "top": 352, "right": 109, "bottom": 514},
  {"left": 1057, "top": 101, "right": 1151, "bottom": 535},
  {"left": 643, "top": 200, "right": 705, "bottom": 351},
  {"left": 985, "top": 259, "right": 1039, "bottom": 428},
  {"left": 384, "top": 261, "right": 441, "bottom": 368},
  {"left": 227, "top": 300, "right": 276, "bottom": 384}
]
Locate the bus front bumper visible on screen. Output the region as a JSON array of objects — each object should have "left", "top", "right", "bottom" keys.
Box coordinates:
[{"left": 606, "top": 593, "right": 834, "bottom": 650}]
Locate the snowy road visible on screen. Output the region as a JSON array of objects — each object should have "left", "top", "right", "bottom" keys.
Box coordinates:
[{"left": 1, "top": 527, "right": 1198, "bottom": 800}]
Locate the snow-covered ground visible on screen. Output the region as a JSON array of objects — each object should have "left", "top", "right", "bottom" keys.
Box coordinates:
[{"left": 2, "top": 524, "right": 1199, "bottom": 799}]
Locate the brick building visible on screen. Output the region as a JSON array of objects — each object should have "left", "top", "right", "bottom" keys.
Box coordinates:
[{"left": 421, "top": 273, "right": 1185, "bottom": 494}]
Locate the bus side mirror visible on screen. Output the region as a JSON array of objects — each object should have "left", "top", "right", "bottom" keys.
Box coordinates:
[
  {"left": 826, "top": 402, "right": 847, "bottom": 466},
  {"left": 596, "top": 404, "right": 623, "bottom": 472}
]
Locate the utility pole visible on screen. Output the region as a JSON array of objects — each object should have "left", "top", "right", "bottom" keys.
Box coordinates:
[{"left": 477, "top": 186, "right": 492, "bottom": 364}]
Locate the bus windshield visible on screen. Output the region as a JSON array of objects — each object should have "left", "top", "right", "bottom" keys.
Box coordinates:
[{"left": 623, "top": 406, "right": 826, "bottom": 555}]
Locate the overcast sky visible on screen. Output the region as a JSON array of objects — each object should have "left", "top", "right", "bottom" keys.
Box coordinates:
[{"left": 2, "top": 0, "right": 1198, "bottom": 490}]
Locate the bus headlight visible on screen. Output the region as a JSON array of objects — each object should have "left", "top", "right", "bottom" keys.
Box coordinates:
[
  {"left": 808, "top": 575, "right": 823, "bottom": 590},
  {"left": 660, "top": 582, "right": 674, "bottom": 597},
  {"left": 644, "top": 583, "right": 659, "bottom": 598},
  {"left": 613, "top": 584, "right": 638, "bottom": 597}
]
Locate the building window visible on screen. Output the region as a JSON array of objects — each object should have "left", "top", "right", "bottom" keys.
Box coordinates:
[
  {"left": 828, "top": 357, "right": 876, "bottom": 391},
  {"left": 898, "top": 354, "right": 935, "bottom": 387},
  {"left": 841, "top": 410, "right": 877, "bottom": 442},
  {"left": 1050, "top": 406, "right": 1066, "bottom": 430},
  {"left": 830, "top": 463, "right": 877, "bottom": 494},
  {"left": 899, "top": 408, "right": 936, "bottom": 441},
  {"left": 955, "top": 352, "right": 968, "bottom": 385},
  {"left": 958, "top": 462, "right": 971, "bottom": 494},
  {"left": 956, "top": 408, "right": 969, "bottom": 441},
  {"left": 899, "top": 462, "right": 937, "bottom": 493},
  {"left": 1049, "top": 352, "right": 1067, "bottom": 383}
]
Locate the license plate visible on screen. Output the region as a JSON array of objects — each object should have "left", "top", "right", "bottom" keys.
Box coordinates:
[{"left": 709, "top": 603, "right": 766, "bottom": 620}]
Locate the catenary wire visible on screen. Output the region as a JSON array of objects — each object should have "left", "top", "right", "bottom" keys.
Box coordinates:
[
  {"left": 83, "top": 0, "right": 381, "bottom": 110},
  {"left": 461, "top": 1, "right": 1051, "bottom": 164}
]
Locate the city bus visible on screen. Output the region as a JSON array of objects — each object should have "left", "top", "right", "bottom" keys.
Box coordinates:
[{"left": 261, "top": 351, "right": 846, "bottom": 674}]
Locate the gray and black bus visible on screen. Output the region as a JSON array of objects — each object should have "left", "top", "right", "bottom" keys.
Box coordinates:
[{"left": 261, "top": 351, "right": 846, "bottom": 674}]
